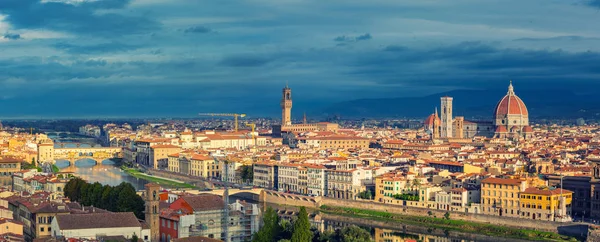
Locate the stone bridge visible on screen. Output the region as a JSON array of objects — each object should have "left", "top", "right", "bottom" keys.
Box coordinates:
[{"left": 53, "top": 147, "right": 122, "bottom": 165}]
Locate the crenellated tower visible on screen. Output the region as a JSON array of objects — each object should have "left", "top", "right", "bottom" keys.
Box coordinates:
[{"left": 281, "top": 84, "right": 292, "bottom": 126}]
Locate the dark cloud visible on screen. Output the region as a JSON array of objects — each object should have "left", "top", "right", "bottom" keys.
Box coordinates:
[
  {"left": 3, "top": 33, "right": 21, "bottom": 40},
  {"left": 588, "top": 0, "right": 600, "bottom": 8},
  {"left": 219, "top": 55, "right": 272, "bottom": 67},
  {"left": 513, "top": 36, "right": 600, "bottom": 42},
  {"left": 355, "top": 33, "right": 372, "bottom": 41},
  {"left": 333, "top": 33, "right": 372, "bottom": 43},
  {"left": 383, "top": 45, "right": 407, "bottom": 52},
  {"left": 346, "top": 42, "right": 600, "bottom": 91},
  {"left": 334, "top": 35, "right": 352, "bottom": 42},
  {"left": 0, "top": 0, "right": 159, "bottom": 36},
  {"left": 184, "top": 26, "right": 213, "bottom": 34},
  {"left": 52, "top": 42, "right": 141, "bottom": 54}
]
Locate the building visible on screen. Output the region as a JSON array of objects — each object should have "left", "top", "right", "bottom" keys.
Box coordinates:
[
  {"left": 145, "top": 183, "right": 161, "bottom": 242},
  {"left": 440, "top": 96, "right": 453, "bottom": 138},
  {"left": 281, "top": 84, "right": 292, "bottom": 126},
  {"left": 305, "top": 164, "right": 326, "bottom": 196},
  {"left": 189, "top": 155, "right": 220, "bottom": 179},
  {"left": 253, "top": 163, "right": 276, "bottom": 190},
  {"left": 50, "top": 212, "right": 149, "bottom": 241},
  {"left": 519, "top": 187, "right": 572, "bottom": 221},
  {"left": 165, "top": 195, "right": 228, "bottom": 241},
  {"left": 547, "top": 175, "right": 590, "bottom": 220},
  {"left": 424, "top": 109, "right": 441, "bottom": 139},
  {"left": 303, "top": 136, "right": 370, "bottom": 150},
  {"left": 480, "top": 177, "right": 527, "bottom": 217},
  {"left": 271, "top": 85, "right": 339, "bottom": 137},
  {"left": 0, "top": 218, "right": 23, "bottom": 239},
  {"left": 0, "top": 157, "right": 21, "bottom": 188},
  {"left": 150, "top": 145, "right": 181, "bottom": 170},
  {"left": 422, "top": 81, "right": 532, "bottom": 139}
]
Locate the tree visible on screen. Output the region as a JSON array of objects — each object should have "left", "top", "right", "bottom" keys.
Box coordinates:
[
  {"left": 253, "top": 207, "right": 281, "bottom": 242},
  {"left": 291, "top": 207, "right": 312, "bottom": 242},
  {"left": 131, "top": 233, "right": 139, "bottom": 242},
  {"left": 357, "top": 190, "right": 373, "bottom": 200},
  {"left": 444, "top": 212, "right": 450, "bottom": 220},
  {"left": 240, "top": 165, "right": 254, "bottom": 183},
  {"left": 338, "top": 226, "right": 372, "bottom": 242}
]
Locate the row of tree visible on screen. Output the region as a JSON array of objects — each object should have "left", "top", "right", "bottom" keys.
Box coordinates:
[
  {"left": 64, "top": 178, "right": 145, "bottom": 219},
  {"left": 252, "top": 207, "right": 372, "bottom": 242}
]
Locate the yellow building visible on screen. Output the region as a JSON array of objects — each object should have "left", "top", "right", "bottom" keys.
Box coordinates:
[
  {"left": 149, "top": 144, "right": 181, "bottom": 169},
  {"left": 519, "top": 187, "right": 572, "bottom": 221},
  {"left": 7, "top": 138, "right": 25, "bottom": 150},
  {"left": 0, "top": 157, "right": 22, "bottom": 188},
  {"left": 375, "top": 174, "right": 407, "bottom": 202},
  {"left": 305, "top": 136, "right": 370, "bottom": 150},
  {"left": 37, "top": 143, "right": 54, "bottom": 164},
  {"left": 481, "top": 177, "right": 527, "bottom": 218},
  {"left": 0, "top": 218, "right": 23, "bottom": 237},
  {"left": 190, "top": 154, "right": 220, "bottom": 178}
]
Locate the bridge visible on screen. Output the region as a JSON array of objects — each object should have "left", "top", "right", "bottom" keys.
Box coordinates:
[{"left": 53, "top": 147, "right": 122, "bottom": 165}]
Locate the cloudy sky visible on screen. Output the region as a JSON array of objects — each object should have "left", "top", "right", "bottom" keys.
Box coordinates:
[{"left": 1, "top": 0, "right": 600, "bottom": 118}]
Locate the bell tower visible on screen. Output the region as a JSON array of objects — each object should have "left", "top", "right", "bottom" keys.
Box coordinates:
[
  {"left": 281, "top": 83, "right": 292, "bottom": 126},
  {"left": 145, "top": 183, "right": 161, "bottom": 242},
  {"left": 440, "top": 96, "right": 453, "bottom": 138}
]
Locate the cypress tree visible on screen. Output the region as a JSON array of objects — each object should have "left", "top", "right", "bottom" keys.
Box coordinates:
[{"left": 291, "top": 207, "right": 312, "bottom": 242}]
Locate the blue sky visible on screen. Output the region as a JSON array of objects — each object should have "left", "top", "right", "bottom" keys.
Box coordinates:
[{"left": 1, "top": 0, "right": 600, "bottom": 118}]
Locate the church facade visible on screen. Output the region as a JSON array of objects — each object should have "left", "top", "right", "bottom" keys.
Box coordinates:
[{"left": 424, "top": 81, "right": 533, "bottom": 139}]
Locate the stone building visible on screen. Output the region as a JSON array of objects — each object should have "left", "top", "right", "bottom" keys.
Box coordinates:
[
  {"left": 272, "top": 85, "right": 339, "bottom": 137},
  {"left": 423, "top": 81, "right": 534, "bottom": 139}
]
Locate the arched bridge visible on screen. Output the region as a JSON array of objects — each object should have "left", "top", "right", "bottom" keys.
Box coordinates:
[{"left": 54, "top": 147, "right": 122, "bottom": 164}]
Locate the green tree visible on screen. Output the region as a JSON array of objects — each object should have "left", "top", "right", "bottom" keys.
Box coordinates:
[
  {"left": 338, "top": 226, "right": 372, "bottom": 242},
  {"left": 314, "top": 229, "right": 335, "bottom": 242},
  {"left": 100, "top": 185, "right": 113, "bottom": 209},
  {"left": 91, "top": 182, "right": 104, "bottom": 207},
  {"left": 240, "top": 165, "right": 254, "bottom": 183},
  {"left": 291, "top": 207, "right": 312, "bottom": 242},
  {"left": 444, "top": 212, "right": 450, "bottom": 220},
  {"left": 131, "top": 233, "right": 139, "bottom": 242},
  {"left": 252, "top": 207, "right": 281, "bottom": 242}
]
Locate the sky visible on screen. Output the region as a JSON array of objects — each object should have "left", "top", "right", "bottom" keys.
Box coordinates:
[{"left": 2, "top": 0, "right": 600, "bottom": 118}]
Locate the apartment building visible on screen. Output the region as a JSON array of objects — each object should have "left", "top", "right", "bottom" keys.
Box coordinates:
[{"left": 481, "top": 177, "right": 527, "bottom": 217}]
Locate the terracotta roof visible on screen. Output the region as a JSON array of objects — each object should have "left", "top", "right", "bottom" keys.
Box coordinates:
[
  {"left": 481, "top": 177, "right": 523, "bottom": 185},
  {"left": 151, "top": 144, "right": 180, "bottom": 149},
  {"left": 182, "top": 195, "right": 224, "bottom": 211},
  {"left": 55, "top": 212, "right": 141, "bottom": 230},
  {"left": 172, "top": 236, "right": 223, "bottom": 242},
  {"left": 494, "top": 83, "right": 528, "bottom": 116},
  {"left": 521, "top": 188, "right": 572, "bottom": 196}
]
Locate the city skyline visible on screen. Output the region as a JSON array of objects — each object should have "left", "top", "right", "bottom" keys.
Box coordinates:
[{"left": 2, "top": 0, "right": 600, "bottom": 117}]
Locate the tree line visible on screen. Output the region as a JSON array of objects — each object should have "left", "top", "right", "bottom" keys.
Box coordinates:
[
  {"left": 252, "top": 207, "right": 372, "bottom": 242},
  {"left": 64, "top": 178, "right": 145, "bottom": 219}
]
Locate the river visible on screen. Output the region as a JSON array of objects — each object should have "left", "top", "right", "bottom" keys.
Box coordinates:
[{"left": 49, "top": 134, "right": 149, "bottom": 190}]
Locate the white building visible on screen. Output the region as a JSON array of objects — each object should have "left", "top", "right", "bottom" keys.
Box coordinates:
[{"left": 51, "top": 212, "right": 150, "bottom": 241}]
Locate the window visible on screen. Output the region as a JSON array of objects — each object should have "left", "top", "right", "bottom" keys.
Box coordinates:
[
  {"left": 162, "top": 219, "right": 165, "bottom": 227},
  {"left": 41, "top": 227, "right": 44, "bottom": 232},
  {"left": 167, "top": 220, "right": 170, "bottom": 228}
]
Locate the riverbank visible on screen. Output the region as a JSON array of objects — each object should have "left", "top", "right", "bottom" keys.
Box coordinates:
[
  {"left": 120, "top": 166, "right": 196, "bottom": 189},
  {"left": 320, "top": 205, "right": 579, "bottom": 242}
]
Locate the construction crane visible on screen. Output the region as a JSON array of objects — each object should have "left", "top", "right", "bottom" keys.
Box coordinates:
[
  {"left": 199, "top": 113, "right": 246, "bottom": 132},
  {"left": 245, "top": 123, "right": 257, "bottom": 148}
]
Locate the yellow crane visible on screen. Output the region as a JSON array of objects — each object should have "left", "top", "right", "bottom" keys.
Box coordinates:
[
  {"left": 199, "top": 113, "right": 246, "bottom": 132},
  {"left": 246, "top": 123, "right": 257, "bottom": 147}
]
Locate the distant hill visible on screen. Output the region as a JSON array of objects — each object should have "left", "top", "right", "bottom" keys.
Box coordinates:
[{"left": 320, "top": 89, "right": 600, "bottom": 120}]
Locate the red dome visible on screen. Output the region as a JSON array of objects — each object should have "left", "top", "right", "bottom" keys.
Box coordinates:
[
  {"left": 495, "top": 126, "right": 507, "bottom": 133},
  {"left": 522, "top": 126, "right": 533, "bottom": 133},
  {"left": 494, "top": 82, "right": 528, "bottom": 117},
  {"left": 424, "top": 113, "right": 441, "bottom": 126}
]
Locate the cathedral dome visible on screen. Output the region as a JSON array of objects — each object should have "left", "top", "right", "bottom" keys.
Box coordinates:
[
  {"left": 522, "top": 126, "right": 533, "bottom": 133},
  {"left": 424, "top": 112, "right": 441, "bottom": 127},
  {"left": 494, "top": 81, "right": 529, "bottom": 126}
]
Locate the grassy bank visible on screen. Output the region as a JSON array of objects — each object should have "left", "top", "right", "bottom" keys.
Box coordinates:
[
  {"left": 320, "top": 205, "right": 578, "bottom": 242},
  {"left": 52, "top": 164, "right": 60, "bottom": 173},
  {"left": 121, "top": 166, "right": 196, "bottom": 189}
]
